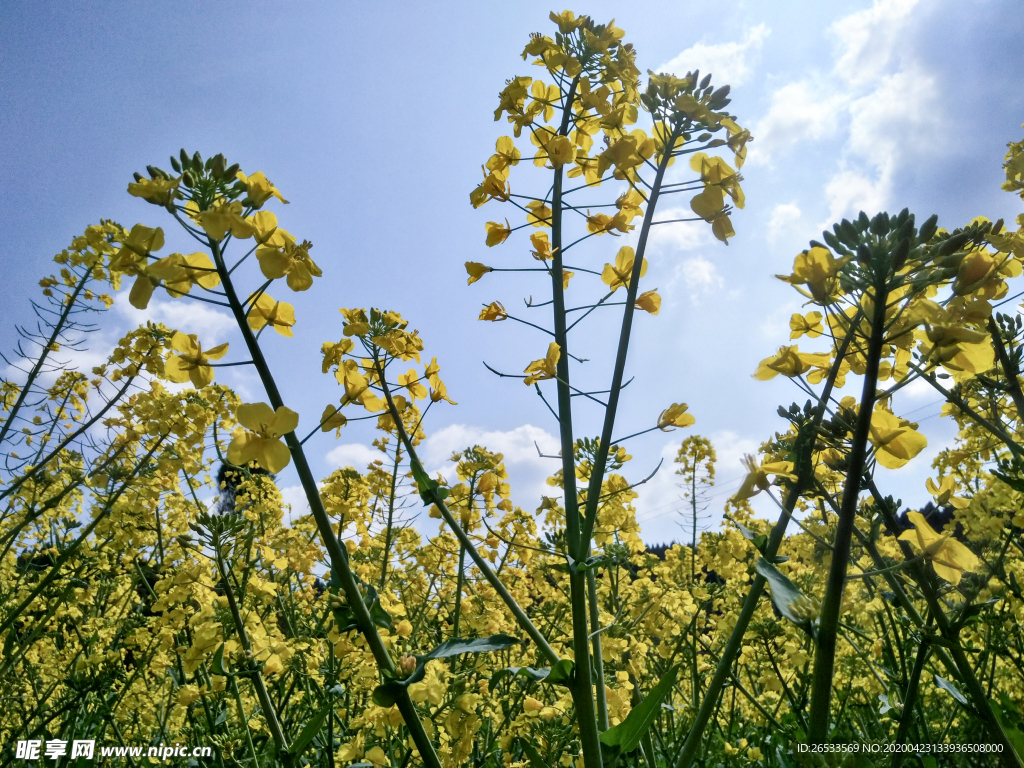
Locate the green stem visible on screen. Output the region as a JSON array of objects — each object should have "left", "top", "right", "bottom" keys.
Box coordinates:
[
  {"left": 213, "top": 537, "right": 289, "bottom": 757},
  {"left": 892, "top": 632, "right": 930, "bottom": 767},
  {"left": 208, "top": 238, "right": 443, "bottom": 768},
  {"left": 675, "top": 307, "right": 861, "bottom": 768},
  {"left": 0, "top": 268, "right": 91, "bottom": 448},
  {"left": 587, "top": 567, "right": 609, "bottom": 731},
  {"left": 808, "top": 271, "right": 889, "bottom": 743},
  {"left": 373, "top": 358, "right": 560, "bottom": 666}
]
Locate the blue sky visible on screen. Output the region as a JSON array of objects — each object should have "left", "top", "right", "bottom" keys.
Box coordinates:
[{"left": 2, "top": 0, "right": 1022, "bottom": 543}]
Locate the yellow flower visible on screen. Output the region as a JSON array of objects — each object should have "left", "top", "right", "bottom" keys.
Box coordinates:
[
  {"left": 319, "top": 404, "right": 347, "bottom": 436},
  {"left": 398, "top": 369, "right": 428, "bottom": 402},
  {"left": 466, "top": 262, "right": 493, "bottom": 285},
  {"left": 110, "top": 224, "right": 165, "bottom": 273},
  {"left": 256, "top": 238, "right": 321, "bottom": 291},
  {"left": 658, "top": 403, "right": 695, "bottom": 431},
  {"left": 868, "top": 409, "right": 927, "bottom": 469},
  {"left": 262, "top": 654, "right": 284, "bottom": 676},
  {"left": 248, "top": 210, "right": 294, "bottom": 246},
  {"left": 523, "top": 696, "right": 545, "bottom": 713},
  {"left": 128, "top": 175, "right": 180, "bottom": 206},
  {"left": 197, "top": 200, "right": 256, "bottom": 241},
  {"left": 634, "top": 290, "right": 661, "bottom": 315},
  {"left": 602, "top": 246, "right": 647, "bottom": 291},
  {"left": 163, "top": 332, "right": 228, "bottom": 388},
  {"left": 227, "top": 402, "right": 299, "bottom": 473},
  {"left": 753, "top": 345, "right": 829, "bottom": 380},
  {"left": 530, "top": 232, "right": 554, "bottom": 261},
  {"left": 365, "top": 746, "right": 389, "bottom": 766},
  {"left": 236, "top": 170, "right": 289, "bottom": 208},
  {"left": 247, "top": 293, "right": 296, "bottom": 337},
  {"left": 478, "top": 301, "right": 508, "bottom": 321},
  {"left": 147, "top": 252, "right": 221, "bottom": 298},
  {"left": 486, "top": 136, "right": 521, "bottom": 174},
  {"left": 524, "top": 342, "right": 560, "bottom": 385},
  {"left": 321, "top": 338, "right": 354, "bottom": 373},
  {"left": 340, "top": 308, "right": 370, "bottom": 336},
  {"left": 789, "top": 311, "right": 824, "bottom": 339},
  {"left": 926, "top": 475, "right": 970, "bottom": 509},
  {"left": 731, "top": 455, "right": 796, "bottom": 501},
  {"left": 526, "top": 200, "right": 552, "bottom": 228},
  {"left": 485, "top": 220, "right": 512, "bottom": 247},
  {"left": 776, "top": 246, "right": 850, "bottom": 304},
  {"left": 922, "top": 323, "right": 994, "bottom": 381},
  {"left": 899, "top": 511, "right": 982, "bottom": 585}
]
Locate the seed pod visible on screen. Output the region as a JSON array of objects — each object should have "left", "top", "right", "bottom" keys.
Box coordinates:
[
  {"left": 935, "top": 231, "right": 972, "bottom": 257},
  {"left": 708, "top": 84, "right": 731, "bottom": 109},
  {"left": 918, "top": 214, "right": 938, "bottom": 243},
  {"left": 838, "top": 219, "right": 859, "bottom": 247},
  {"left": 870, "top": 212, "right": 889, "bottom": 236},
  {"left": 823, "top": 231, "right": 845, "bottom": 253},
  {"left": 892, "top": 238, "right": 911, "bottom": 270},
  {"left": 210, "top": 154, "right": 226, "bottom": 179}
]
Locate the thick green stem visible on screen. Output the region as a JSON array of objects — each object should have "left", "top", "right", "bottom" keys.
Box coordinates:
[
  {"left": 213, "top": 540, "right": 289, "bottom": 757},
  {"left": 675, "top": 309, "right": 861, "bottom": 768},
  {"left": 545, "top": 74, "right": 602, "bottom": 768},
  {"left": 587, "top": 567, "right": 609, "bottom": 731},
  {"left": 808, "top": 273, "right": 889, "bottom": 742},
  {"left": 210, "top": 239, "right": 443, "bottom": 768},
  {"left": 374, "top": 360, "right": 560, "bottom": 666},
  {"left": 892, "top": 633, "right": 930, "bottom": 766},
  {"left": 577, "top": 130, "right": 677, "bottom": 553}
]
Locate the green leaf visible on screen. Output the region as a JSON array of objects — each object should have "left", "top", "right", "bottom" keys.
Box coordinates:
[
  {"left": 518, "top": 738, "right": 548, "bottom": 768},
  {"left": 410, "top": 460, "right": 440, "bottom": 505},
  {"left": 546, "top": 659, "right": 576, "bottom": 686},
  {"left": 600, "top": 664, "right": 678, "bottom": 754},
  {"left": 756, "top": 557, "right": 811, "bottom": 626},
  {"left": 993, "top": 470, "right": 1024, "bottom": 494},
  {"left": 934, "top": 674, "right": 968, "bottom": 705},
  {"left": 211, "top": 643, "right": 227, "bottom": 676},
  {"left": 287, "top": 698, "right": 333, "bottom": 758},
  {"left": 490, "top": 666, "right": 552, "bottom": 687},
  {"left": 373, "top": 634, "right": 521, "bottom": 707},
  {"left": 418, "top": 633, "right": 521, "bottom": 662}
]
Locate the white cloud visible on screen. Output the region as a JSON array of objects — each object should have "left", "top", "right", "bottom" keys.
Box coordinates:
[
  {"left": 767, "top": 202, "right": 802, "bottom": 244},
  {"left": 830, "top": 0, "right": 919, "bottom": 85},
  {"left": 749, "top": 80, "right": 845, "bottom": 165},
  {"left": 822, "top": 167, "right": 890, "bottom": 225},
  {"left": 671, "top": 255, "right": 723, "bottom": 303},
  {"left": 115, "top": 297, "right": 235, "bottom": 343},
  {"left": 647, "top": 210, "right": 712, "bottom": 253},
  {"left": 633, "top": 430, "right": 763, "bottom": 544},
  {"left": 325, "top": 442, "right": 385, "bottom": 470},
  {"left": 422, "top": 423, "right": 562, "bottom": 508},
  {"left": 749, "top": 0, "right": 942, "bottom": 228},
  {"left": 658, "top": 24, "right": 771, "bottom": 87}
]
